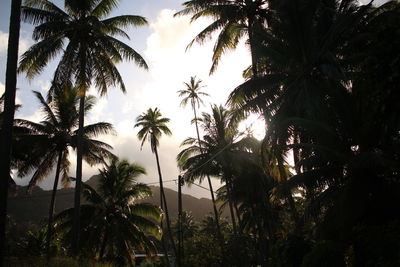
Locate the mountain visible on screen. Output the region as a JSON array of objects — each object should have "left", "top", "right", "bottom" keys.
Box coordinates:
[{"left": 7, "top": 175, "right": 228, "bottom": 226}]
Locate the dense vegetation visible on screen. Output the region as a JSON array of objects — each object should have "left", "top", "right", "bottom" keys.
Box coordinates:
[{"left": 1, "top": 0, "right": 399, "bottom": 266}]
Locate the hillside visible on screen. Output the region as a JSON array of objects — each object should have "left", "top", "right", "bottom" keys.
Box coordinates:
[{"left": 7, "top": 175, "right": 228, "bottom": 225}]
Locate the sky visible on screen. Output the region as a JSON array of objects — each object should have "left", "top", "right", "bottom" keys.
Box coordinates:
[{"left": 0, "top": 0, "right": 265, "bottom": 199}]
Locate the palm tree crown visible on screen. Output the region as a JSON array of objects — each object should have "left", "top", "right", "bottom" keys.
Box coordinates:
[
  {"left": 135, "top": 108, "right": 172, "bottom": 153},
  {"left": 177, "top": 76, "right": 209, "bottom": 109},
  {"left": 16, "top": 88, "right": 115, "bottom": 192},
  {"left": 176, "top": 0, "right": 268, "bottom": 74},
  {"left": 19, "top": 0, "right": 148, "bottom": 94},
  {"left": 55, "top": 159, "right": 161, "bottom": 265}
]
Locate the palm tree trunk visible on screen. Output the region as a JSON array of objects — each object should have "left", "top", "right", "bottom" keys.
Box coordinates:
[
  {"left": 153, "top": 145, "right": 177, "bottom": 260},
  {"left": 159, "top": 181, "right": 171, "bottom": 267},
  {"left": 247, "top": 15, "right": 258, "bottom": 77},
  {"left": 0, "top": 1, "right": 21, "bottom": 265},
  {"left": 192, "top": 102, "right": 223, "bottom": 240},
  {"left": 46, "top": 150, "right": 63, "bottom": 258},
  {"left": 224, "top": 175, "right": 238, "bottom": 234},
  {"left": 72, "top": 92, "right": 86, "bottom": 256}
]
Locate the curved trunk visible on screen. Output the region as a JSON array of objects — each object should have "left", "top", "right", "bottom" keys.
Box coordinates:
[
  {"left": 46, "top": 150, "right": 63, "bottom": 258},
  {"left": 154, "top": 144, "right": 177, "bottom": 260},
  {"left": 192, "top": 102, "right": 223, "bottom": 240},
  {"left": 0, "top": 0, "right": 21, "bottom": 265},
  {"left": 72, "top": 92, "right": 86, "bottom": 256}
]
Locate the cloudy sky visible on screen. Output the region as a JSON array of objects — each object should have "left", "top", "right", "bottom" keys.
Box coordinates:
[{"left": 0, "top": 0, "right": 266, "bottom": 198}]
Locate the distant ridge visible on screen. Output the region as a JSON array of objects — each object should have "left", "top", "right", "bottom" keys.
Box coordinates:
[{"left": 8, "top": 175, "right": 228, "bottom": 225}]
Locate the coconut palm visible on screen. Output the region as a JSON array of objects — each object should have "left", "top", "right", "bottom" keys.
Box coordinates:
[
  {"left": 177, "top": 76, "right": 223, "bottom": 237},
  {"left": 15, "top": 87, "right": 115, "bottom": 256},
  {"left": 175, "top": 0, "right": 269, "bottom": 75},
  {"left": 0, "top": 0, "right": 21, "bottom": 263},
  {"left": 134, "top": 107, "right": 177, "bottom": 260},
  {"left": 19, "top": 0, "right": 148, "bottom": 253},
  {"left": 226, "top": 0, "right": 378, "bottom": 223},
  {"left": 55, "top": 159, "right": 161, "bottom": 265},
  {"left": 178, "top": 104, "right": 256, "bottom": 234}
]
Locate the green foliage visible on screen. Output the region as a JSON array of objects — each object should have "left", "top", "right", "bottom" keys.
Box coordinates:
[
  {"left": 15, "top": 87, "right": 115, "bottom": 190},
  {"left": 183, "top": 232, "right": 223, "bottom": 267},
  {"left": 54, "top": 159, "right": 161, "bottom": 265}
]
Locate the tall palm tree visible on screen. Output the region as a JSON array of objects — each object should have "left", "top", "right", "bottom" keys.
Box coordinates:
[
  {"left": 15, "top": 87, "right": 115, "bottom": 256},
  {"left": 0, "top": 0, "right": 21, "bottom": 264},
  {"left": 55, "top": 159, "right": 161, "bottom": 265},
  {"left": 177, "top": 104, "right": 253, "bottom": 234},
  {"left": 175, "top": 0, "right": 268, "bottom": 75},
  {"left": 177, "top": 76, "right": 223, "bottom": 237},
  {"left": 19, "top": 0, "right": 148, "bottom": 253},
  {"left": 134, "top": 107, "right": 177, "bottom": 260}
]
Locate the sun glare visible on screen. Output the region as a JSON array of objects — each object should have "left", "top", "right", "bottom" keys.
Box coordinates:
[{"left": 238, "top": 114, "right": 266, "bottom": 140}]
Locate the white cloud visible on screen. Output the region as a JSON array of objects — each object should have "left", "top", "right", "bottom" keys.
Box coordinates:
[
  {"left": 107, "top": 9, "right": 252, "bottom": 198},
  {"left": 17, "top": 108, "right": 43, "bottom": 123},
  {"left": 0, "top": 31, "right": 30, "bottom": 56},
  {"left": 34, "top": 79, "right": 51, "bottom": 94},
  {"left": 129, "top": 9, "right": 251, "bottom": 142},
  {"left": 0, "top": 82, "right": 22, "bottom": 105},
  {"left": 12, "top": 8, "right": 253, "bottom": 199}
]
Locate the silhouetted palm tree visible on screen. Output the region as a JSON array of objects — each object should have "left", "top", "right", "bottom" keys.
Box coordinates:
[
  {"left": 178, "top": 105, "right": 255, "bottom": 234},
  {"left": 177, "top": 76, "right": 223, "bottom": 237},
  {"left": 16, "top": 87, "right": 115, "bottom": 256},
  {"left": 0, "top": 0, "right": 21, "bottom": 263},
  {"left": 134, "top": 107, "right": 177, "bottom": 260},
  {"left": 55, "top": 159, "right": 161, "bottom": 265},
  {"left": 19, "top": 0, "right": 148, "bottom": 253},
  {"left": 176, "top": 0, "right": 268, "bottom": 75}
]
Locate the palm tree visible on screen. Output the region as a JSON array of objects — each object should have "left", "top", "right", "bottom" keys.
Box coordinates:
[
  {"left": 19, "top": 0, "right": 148, "bottom": 253},
  {"left": 175, "top": 0, "right": 268, "bottom": 75},
  {"left": 226, "top": 0, "right": 377, "bottom": 223},
  {"left": 55, "top": 159, "right": 161, "bottom": 265},
  {"left": 177, "top": 76, "right": 223, "bottom": 236},
  {"left": 15, "top": 87, "right": 115, "bottom": 256},
  {"left": 0, "top": 0, "right": 21, "bottom": 264},
  {"left": 177, "top": 104, "right": 254, "bottom": 234},
  {"left": 134, "top": 107, "right": 177, "bottom": 260}
]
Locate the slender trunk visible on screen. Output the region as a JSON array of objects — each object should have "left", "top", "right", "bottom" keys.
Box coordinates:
[
  {"left": 247, "top": 16, "right": 258, "bottom": 77},
  {"left": 159, "top": 179, "right": 171, "bottom": 267},
  {"left": 0, "top": 1, "right": 21, "bottom": 265},
  {"left": 46, "top": 150, "right": 63, "bottom": 258},
  {"left": 253, "top": 205, "right": 268, "bottom": 267},
  {"left": 154, "top": 145, "right": 177, "bottom": 261},
  {"left": 224, "top": 175, "right": 238, "bottom": 234},
  {"left": 192, "top": 102, "right": 222, "bottom": 239},
  {"left": 177, "top": 175, "right": 183, "bottom": 267},
  {"left": 72, "top": 93, "right": 86, "bottom": 256},
  {"left": 160, "top": 219, "right": 171, "bottom": 267},
  {"left": 234, "top": 201, "right": 242, "bottom": 231}
]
